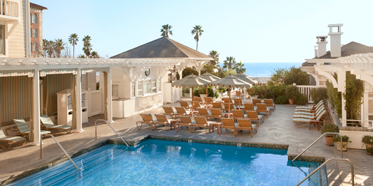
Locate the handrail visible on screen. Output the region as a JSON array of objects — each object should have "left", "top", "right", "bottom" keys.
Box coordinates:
[
  {"left": 50, "top": 135, "right": 80, "bottom": 171},
  {"left": 296, "top": 158, "right": 354, "bottom": 186},
  {"left": 293, "top": 132, "right": 342, "bottom": 162},
  {"left": 95, "top": 119, "right": 129, "bottom": 147}
]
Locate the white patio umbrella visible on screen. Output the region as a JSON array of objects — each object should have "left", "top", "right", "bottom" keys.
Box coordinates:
[
  {"left": 200, "top": 72, "right": 221, "bottom": 98},
  {"left": 234, "top": 73, "right": 256, "bottom": 102},
  {"left": 210, "top": 75, "right": 251, "bottom": 118},
  {"left": 172, "top": 74, "right": 210, "bottom": 117}
]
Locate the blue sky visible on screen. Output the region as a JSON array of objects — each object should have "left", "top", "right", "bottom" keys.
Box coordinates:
[{"left": 33, "top": 0, "right": 372, "bottom": 62}]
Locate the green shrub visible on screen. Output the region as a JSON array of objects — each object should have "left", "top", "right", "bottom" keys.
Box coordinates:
[
  {"left": 193, "top": 88, "right": 200, "bottom": 97},
  {"left": 326, "top": 74, "right": 342, "bottom": 118},
  {"left": 310, "top": 88, "right": 327, "bottom": 104},
  {"left": 218, "top": 87, "right": 226, "bottom": 93},
  {"left": 285, "top": 86, "right": 299, "bottom": 100},
  {"left": 275, "top": 95, "right": 289, "bottom": 104},
  {"left": 294, "top": 93, "right": 308, "bottom": 105},
  {"left": 321, "top": 122, "right": 339, "bottom": 137},
  {"left": 284, "top": 67, "right": 310, "bottom": 85},
  {"left": 257, "top": 86, "right": 266, "bottom": 98},
  {"left": 333, "top": 135, "right": 350, "bottom": 142},
  {"left": 247, "top": 87, "right": 258, "bottom": 96},
  {"left": 362, "top": 135, "right": 373, "bottom": 144},
  {"left": 265, "top": 88, "right": 276, "bottom": 99}
]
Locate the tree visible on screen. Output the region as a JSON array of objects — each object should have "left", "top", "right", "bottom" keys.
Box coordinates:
[
  {"left": 54, "top": 39, "right": 65, "bottom": 58},
  {"left": 90, "top": 51, "right": 100, "bottom": 58},
  {"left": 160, "top": 24, "right": 173, "bottom": 37},
  {"left": 223, "top": 56, "right": 236, "bottom": 70},
  {"left": 68, "top": 33, "right": 79, "bottom": 58},
  {"left": 234, "top": 61, "right": 246, "bottom": 73},
  {"left": 209, "top": 50, "right": 219, "bottom": 65},
  {"left": 269, "top": 68, "right": 289, "bottom": 85},
  {"left": 191, "top": 25, "right": 204, "bottom": 51},
  {"left": 283, "top": 67, "right": 309, "bottom": 85},
  {"left": 78, "top": 54, "right": 86, "bottom": 58},
  {"left": 82, "top": 35, "right": 92, "bottom": 57},
  {"left": 42, "top": 39, "right": 49, "bottom": 57},
  {"left": 46, "top": 40, "right": 55, "bottom": 58}
]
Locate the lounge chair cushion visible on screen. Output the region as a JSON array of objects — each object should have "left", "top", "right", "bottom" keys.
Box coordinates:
[{"left": 0, "top": 136, "right": 26, "bottom": 142}]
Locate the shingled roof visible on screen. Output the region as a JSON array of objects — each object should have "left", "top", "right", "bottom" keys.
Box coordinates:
[
  {"left": 111, "top": 37, "right": 212, "bottom": 60},
  {"left": 30, "top": 2, "right": 47, "bottom": 10},
  {"left": 317, "top": 41, "right": 373, "bottom": 59}
]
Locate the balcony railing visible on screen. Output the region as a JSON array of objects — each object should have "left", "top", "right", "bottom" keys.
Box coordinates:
[{"left": 0, "top": 0, "right": 19, "bottom": 19}]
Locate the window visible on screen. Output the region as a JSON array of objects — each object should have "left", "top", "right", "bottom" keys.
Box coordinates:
[
  {"left": 151, "top": 80, "right": 156, "bottom": 93},
  {"left": 0, "top": 25, "right": 4, "bottom": 54},
  {"left": 144, "top": 80, "right": 151, "bottom": 94},
  {"left": 32, "top": 43, "right": 38, "bottom": 52},
  {"left": 32, "top": 29, "right": 37, "bottom": 37},
  {"left": 157, "top": 80, "right": 161, "bottom": 92},
  {"left": 32, "top": 13, "right": 37, "bottom": 23},
  {"left": 112, "top": 84, "right": 119, "bottom": 98},
  {"left": 137, "top": 81, "right": 143, "bottom": 96},
  {"left": 132, "top": 82, "right": 135, "bottom": 97}
]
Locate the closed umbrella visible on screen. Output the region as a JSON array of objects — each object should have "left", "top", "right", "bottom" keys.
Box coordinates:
[
  {"left": 200, "top": 72, "right": 221, "bottom": 98},
  {"left": 210, "top": 75, "right": 251, "bottom": 118}
]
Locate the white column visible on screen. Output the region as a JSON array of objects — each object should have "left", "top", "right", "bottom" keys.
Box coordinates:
[
  {"left": 76, "top": 68, "right": 83, "bottom": 132},
  {"left": 32, "top": 69, "right": 40, "bottom": 145},
  {"left": 107, "top": 67, "right": 113, "bottom": 123},
  {"left": 338, "top": 69, "right": 346, "bottom": 126},
  {"left": 243, "top": 88, "right": 247, "bottom": 103},
  {"left": 362, "top": 81, "right": 369, "bottom": 127}
]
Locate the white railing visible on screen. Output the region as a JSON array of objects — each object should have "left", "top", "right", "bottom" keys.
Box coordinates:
[
  {"left": 296, "top": 85, "right": 318, "bottom": 103},
  {"left": 0, "top": 0, "right": 19, "bottom": 18}
]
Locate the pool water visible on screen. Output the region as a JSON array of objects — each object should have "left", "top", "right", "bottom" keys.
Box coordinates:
[{"left": 10, "top": 139, "right": 326, "bottom": 186}]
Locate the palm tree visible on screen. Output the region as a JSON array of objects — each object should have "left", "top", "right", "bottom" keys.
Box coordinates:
[
  {"left": 68, "top": 33, "right": 79, "bottom": 58},
  {"left": 82, "top": 35, "right": 92, "bottom": 58},
  {"left": 209, "top": 50, "right": 219, "bottom": 65},
  {"left": 160, "top": 24, "right": 173, "bottom": 37},
  {"left": 90, "top": 51, "right": 100, "bottom": 58},
  {"left": 223, "top": 56, "right": 236, "bottom": 70},
  {"left": 234, "top": 61, "right": 246, "bottom": 74},
  {"left": 42, "top": 39, "right": 49, "bottom": 57},
  {"left": 191, "top": 25, "right": 204, "bottom": 51},
  {"left": 46, "top": 40, "right": 55, "bottom": 58},
  {"left": 54, "top": 39, "right": 65, "bottom": 58}
]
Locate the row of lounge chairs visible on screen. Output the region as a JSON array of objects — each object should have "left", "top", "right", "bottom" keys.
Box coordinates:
[
  {"left": 292, "top": 100, "right": 329, "bottom": 130},
  {"left": 0, "top": 115, "right": 72, "bottom": 150}
]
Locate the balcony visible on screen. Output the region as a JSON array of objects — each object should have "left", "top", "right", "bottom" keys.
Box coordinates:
[{"left": 0, "top": 0, "right": 19, "bottom": 22}]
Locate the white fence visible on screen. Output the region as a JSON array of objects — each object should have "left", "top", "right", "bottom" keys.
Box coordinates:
[{"left": 296, "top": 85, "right": 318, "bottom": 103}]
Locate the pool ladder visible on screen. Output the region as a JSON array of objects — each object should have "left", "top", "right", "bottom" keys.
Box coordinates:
[
  {"left": 95, "top": 119, "right": 129, "bottom": 147},
  {"left": 293, "top": 132, "right": 355, "bottom": 186}
]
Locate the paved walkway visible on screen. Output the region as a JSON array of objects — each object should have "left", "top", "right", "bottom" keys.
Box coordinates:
[{"left": 0, "top": 104, "right": 372, "bottom": 185}]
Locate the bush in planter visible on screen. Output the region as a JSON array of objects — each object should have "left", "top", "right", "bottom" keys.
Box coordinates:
[
  {"left": 265, "top": 88, "right": 276, "bottom": 99},
  {"left": 218, "top": 87, "right": 227, "bottom": 94},
  {"left": 275, "top": 95, "right": 289, "bottom": 104},
  {"left": 294, "top": 93, "right": 308, "bottom": 105},
  {"left": 247, "top": 87, "right": 257, "bottom": 97},
  {"left": 333, "top": 135, "right": 351, "bottom": 151},
  {"left": 285, "top": 86, "right": 298, "bottom": 101},
  {"left": 193, "top": 88, "right": 200, "bottom": 97},
  {"left": 321, "top": 122, "right": 339, "bottom": 146},
  {"left": 310, "top": 88, "right": 327, "bottom": 104},
  {"left": 362, "top": 135, "right": 373, "bottom": 155}
]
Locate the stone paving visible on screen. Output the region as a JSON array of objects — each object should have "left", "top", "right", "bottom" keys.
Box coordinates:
[{"left": 0, "top": 104, "right": 372, "bottom": 185}]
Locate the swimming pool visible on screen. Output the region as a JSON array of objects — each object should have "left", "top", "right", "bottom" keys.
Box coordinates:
[{"left": 10, "top": 139, "right": 326, "bottom": 185}]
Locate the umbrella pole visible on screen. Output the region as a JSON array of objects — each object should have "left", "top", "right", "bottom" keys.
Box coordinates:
[
  {"left": 191, "top": 88, "right": 194, "bottom": 118},
  {"left": 228, "top": 86, "right": 231, "bottom": 119}
]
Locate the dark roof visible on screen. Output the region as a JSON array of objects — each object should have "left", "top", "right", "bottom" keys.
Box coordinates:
[
  {"left": 30, "top": 2, "right": 47, "bottom": 10},
  {"left": 302, "top": 62, "right": 315, "bottom": 66},
  {"left": 318, "top": 41, "right": 373, "bottom": 59},
  {"left": 111, "top": 37, "right": 212, "bottom": 59}
]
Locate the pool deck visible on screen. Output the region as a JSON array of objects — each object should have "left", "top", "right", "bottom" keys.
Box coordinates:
[{"left": 0, "top": 103, "right": 372, "bottom": 185}]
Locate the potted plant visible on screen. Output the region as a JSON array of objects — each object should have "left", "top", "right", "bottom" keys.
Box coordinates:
[
  {"left": 362, "top": 135, "right": 373, "bottom": 155},
  {"left": 320, "top": 122, "right": 339, "bottom": 146},
  {"left": 285, "top": 86, "right": 299, "bottom": 105},
  {"left": 333, "top": 135, "right": 351, "bottom": 151}
]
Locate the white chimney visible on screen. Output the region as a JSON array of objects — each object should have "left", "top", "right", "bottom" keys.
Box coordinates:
[
  {"left": 314, "top": 46, "right": 318, "bottom": 58},
  {"left": 328, "top": 24, "right": 343, "bottom": 57},
  {"left": 316, "top": 36, "right": 327, "bottom": 57}
]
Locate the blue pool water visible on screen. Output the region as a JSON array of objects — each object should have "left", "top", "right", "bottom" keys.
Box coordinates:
[{"left": 10, "top": 140, "right": 325, "bottom": 186}]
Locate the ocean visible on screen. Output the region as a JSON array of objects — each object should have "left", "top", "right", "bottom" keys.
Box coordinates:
[{"left": 243, "top": 62, "right": 302, "bottom": 77}]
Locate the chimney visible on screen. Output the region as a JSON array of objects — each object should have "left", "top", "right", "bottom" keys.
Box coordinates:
[
  {"left": 314, "top": 46, "right": 318, "bottom": 58},
  {"left": 328, "top": 24, "right": 343, "bottom": 57},
  {"left": 316, "top": 36, "right": 327, "bottom": 57}
]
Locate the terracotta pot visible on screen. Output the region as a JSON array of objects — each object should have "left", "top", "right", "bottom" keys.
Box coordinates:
[
  {"left": 325, "top": 136, "right": 334, "bottom": 146},
  {"left": 289, "top": 99, "right": 294, "bottom": 105},
  {"left": 365, "top": 143, "right": 373, "bottom": 155},
  {"left": 335, "top": 141, "right": 348, "bottom": 151}
]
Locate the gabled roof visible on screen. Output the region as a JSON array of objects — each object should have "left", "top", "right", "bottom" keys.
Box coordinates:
[
  {"left": 318, "top": 41, "right": 373, "bottom": 59},
  {"left": 30, "top": 2, "right": 47, "bottom": 10},
  {"left": 111, "top": 37, "right": 212, "bottom": 60}
]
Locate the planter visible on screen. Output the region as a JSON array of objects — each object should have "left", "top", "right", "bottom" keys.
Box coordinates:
[
  {"left": 335, "top": 141, "right": 348, "bottom": 151},
  {"left": 289, "top": 99, "right": 294, "bottom": 105},
  {"left": 365, "top": 143, "right": 373, "bottom": 155},
  {"left": 325, "top": 136, "right": 334, "bottom": 146}
]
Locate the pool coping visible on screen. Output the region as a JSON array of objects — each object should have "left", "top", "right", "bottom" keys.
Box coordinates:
[{"left": 2, "top": 135, "right": 327, "bottom": 185}]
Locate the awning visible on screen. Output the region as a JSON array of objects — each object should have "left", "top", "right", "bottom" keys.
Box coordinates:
[
  {"left": 0, "top": 69, "right": 34, "bottom": 77},
  {"left": 40, "top": 68, "right": 77, "bottom": 77}
]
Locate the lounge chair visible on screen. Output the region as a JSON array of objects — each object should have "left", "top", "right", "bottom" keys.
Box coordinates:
[
  {"left": 264, "top": 99, "right": 275, "bottom": 111},
  {"left": 292, "top": 110, "right": 328, "bottom": 130},
  {"left": 246, "top": 111, "right": 265, "bottom": 127},
  {"left": 162, "top": 107, "right": 177, "bottom": 118},
  {"left": 193, "top": 101, "right": 204, "bottom": 110},
  {"left": 210, "top": 108, "right": 226, "bottom": 120},
  {"left": 232, "top": 110, "right": 246, "bottom": 120},
  {"left": 252, "top": 99, "right": 262, "bottom": 106},
  {"left": 193, "top": 97, "right": 204, "bottom": 103},
  {"left": 296, "top": 100, "right": 323, "bottom": 110},
  {"left": 205, "top": 97, "right": 213, "bottom": 108},
  {"left": 175, "top": 107, "right": 191, "bottom": 117},
  {"left": 293, "top": 106, "right": 325, "bottom": 118},
  {"left": 0, "top": 128, "right": 27, "bottom": 150},
  {"left": 154, "top": 114, "right": 173, "bottom": 130},
  {"left": 180, "top": 101, "right": 191, "bottom": 110},
  {"left": 13, "top": 119, "right": 51, "bottom": 138},
  {"left": 223, "top": 98, "right": 233, "bottom": 104},
  {"left": 220, "top": 118, "right": 237, "bottom": 136},
  {"left": 136, "top": 114, "right": 157, "bottom": 130},
  {"left": 212, "top": 102, "right": 223, "bottom": 109},
  {"left": 294, "top": 104, "right": 324, "bottom": 115},
  {"left": 197, "top": 108, "right": 212, "bottom": 120},
  {"left": 176, "top": 116, "right": 195, "bottom": 133},
  {"left": 244, "top": 103, "right": 256, "bottom": 112},
  {"left": 40, "top": 115, "right": 72, "bottom": 135},
  {"left": 233, "top": 98, "right": 243, "bottom": 108},
  {"left": 193, "top": 116, "right": 212, "bottom": 133},
  {"left": 237, "top": 119, "right": 258, "bottom": 138},
  {"left": 256, "top": 104, "right": 271, "bottom": 118},
  {"left": 223, "top": 103, "right": 235, "bottom": 113}
]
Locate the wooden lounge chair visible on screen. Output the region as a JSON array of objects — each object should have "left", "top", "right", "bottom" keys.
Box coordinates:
[
  {"left": 176, "top": 116, "right": 195, "bottom": 133},
  {"left": 193, "top": 101, "right": 204, "bottom": 110},
  {"left": 295, "top": 104, "right": 324, "bottom": 114},
  {"left": 237, "top": 119, "right": 258, "bottom": 138},
  {"left": 294, "top": 106, "right": 325, "bottom": 118},
  {"left": 210, "top": 108, "right": 226, "bottom": 120},
  {"left": 246, "top": 111, "right": 265, "bottom": 127},
  {"left": 40, "top": 115, "right": 72, "bottom": 135},
  {"left": 154, "top": 114, "right": 173, "bottom": 130},
  {"left": 180, "top": 101, "right": 191, "bottom": 110},
  {"left": 205, "top": 97, "right": 213, "bottom": 108},
  {"left": 252, "top": 99, "right": 262, "bottom": 106},
  {"left": 244, "top": 103, "right": 256, "bottom": 112},
  {"left": 162, "top": 107, "right": 177, "bottom": 118},
  {"left": 223, "top": 103, "right": 235, "bottom": 113},
  {"left": 292, "top": 110, "right": 327, "bottom": 130},
  {"left": 212, "top": 102, "right": 223, "bottom": 109},
  {"left": 193, "top": 97, "right": 204, "bottom": 103},
  {"left": 175, "top": 107, "right": 191, "bottom": 117},
  {"left": 0, "top": 128, "right": 27, "bottom": 150},
  {"left": 232, "top": 110, "right": 246, "bottom": 120},
  {"left": 223, "top": 98, "right": 233, "bottom": 104},
  {"left": 220, "top": 118, "right": 237, "bottom": 136},
  {"left": 264, "top": 99, "right": 275, "bottom": 111},
  {"left": 193, "top": 116, "right": 211, "bottom": 133},
  {"left": 256, "top": 103, "right": 271, "bottom": 118},
  {"left": 13, "top": 119, "right": 51, "bottom": 138},
  {"left": 296, "top": 100, "right": 323, "bottom": 110},
  {"left": 235, "top": 90, "right": 242, "bottom": 98},
  {"left": 136, "top": 114, "right": 157, "bottom": 130},
  {"left": 233, "top": 98, "right": 243, "bottom": 108},
  {"left": 197, "top": 108, "right": 212, "bottom": 120}
]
